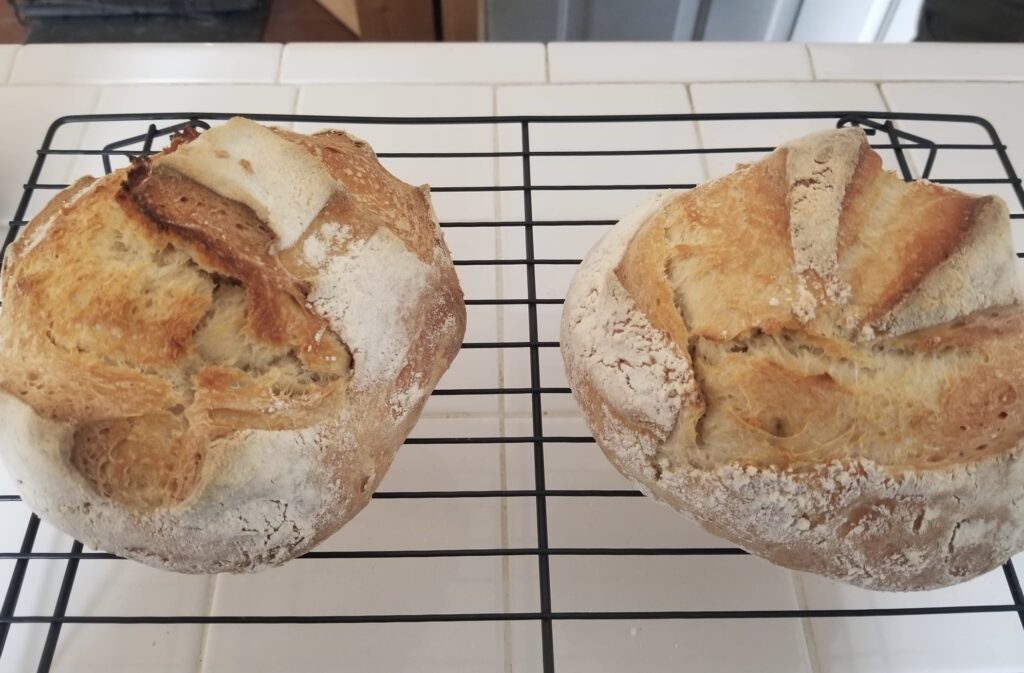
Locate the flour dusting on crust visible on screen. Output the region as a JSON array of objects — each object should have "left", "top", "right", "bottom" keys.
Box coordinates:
[
  {"left": 784, "top": 128, "right": 862, "bottom": 282},
  {"left": 307, "top": 226, "right": 429, "bottom": 387},
  {"left": 0, "top": 392, "right": 347, "bottom": 573},
  {"left": 562, "top": 193, "right": 697, "bottom": 439}
]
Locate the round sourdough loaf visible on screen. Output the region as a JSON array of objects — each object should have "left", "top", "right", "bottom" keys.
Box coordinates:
[
  {"left": 0, "top": 118, "right": 465, "bottom": 573},
  {"left": 561, "top": 127, "right": 1024, "bottom": 590}
]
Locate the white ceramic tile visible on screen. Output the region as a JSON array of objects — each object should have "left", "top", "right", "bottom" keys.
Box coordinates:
[
  {"left": 0, "top": 518, "right": 70, "bottom": 673},
  {"left": 0, "top": 483, "right": 209, "bottom": 671},
  {"left": 203, "top": 622, "right": 507, "bottom": 673},
  {"left": 0, "top": 502, "right": 31, "bottom": 601},
  {"left": 399, "top": 417, "right": 503, "bottom": 489},
  {"left": 295, "top": 85, "right": 498, "bottom": 223},
  {"left": 881, "top": 82, "right": 1024, "bottom": 216},
  {"left": 506, "top": 528, "right": 812, "bottom": 672},
  {"left": 500, "top": 412, "right": 816, "bottom": 672},
  {"left": 10, "top": 43, "right": 282, "bottom": 84},
  {"left": 503, "top": 621, "right": 544, "bottom": 673},
  {"left": 4, "top": 622, "right": 203, "bottom": 673},
  {"left": 502, "top": 405, "right": 813, "bottom": 671},
  {"left": 504, "top": 416, "right": 621, "bottom": 493},
  {"left": 499, "top": 347, "right": 570, "bottom": 427},
  {"left": 444, "top": 303, "right": 497, "bottom": 348},
  {"left": 437, "top": 223, "right": 496, "bottom": 262},
  {"left": 494, "top": 83, "right": 701, "bottom": 241},
  {"left": 305, "top": 417, "right": 504, "bottom": 551},
  {"left": 293, "top": 86, "right": 498, "bottom": 240},
  {"left": 799, "top": 568, "right": 1024, "bottom": 673},
  {"left": 525, "top": 487, "right": 728, "bottom": 552},
  {"left": 509, "top": 616, "right": 811, "bottom": 673},
  {"left": 809, "top": 43, "right": 1024, "bottom": 82},
  {"left": 503, "top": 426, "right": 811, "bottom": 673},
  {"left": 495, "top": 84, "right": 702, "bottom": 416},
  {"left": 430, "top": 347, "right": 502, "bottom": 413},
  {"left": 552, "top": 554, "right": 799, "bottom": 612},
  {"left": 21, "top": 518, "right": 75, "bottom": 555},
  {"left": 204, "top": 417, "right": 506, "bottom": 673},
  {"left": 544, "top": 618, "right": 810, "bottom": 673},
  {"left": 0, "top": 46, "right": 18, "bottom": 84},
  {"left": 66, "top": 84, "right": 297, "bottom": 180},
  {"left": 0, "top": 86, "right": 99, "bottom": 224},
  {"left": 689, "top": 81, "right": 891, "bottom": 176},
  {"left": 0, "top": 443, "right": 22, "bottom": 496},
  {"left": 89, "top": 82, "right": 297, "bottom": 113},
  {"left": 544, "top": 555, "right": 811, "bottom": 673},
  {"left": 548, "top": 42, "right": 813, "bottom": 83},
  {"left": 281, "top": 43, "right": 546, "bottom": 84},
  {"left": 211, "top": 554, "right": 502, "bottom": 616},
  {"left": 4, "top": 417, "right": 504, "bottom": 673},
  {"left": 0, "top": 517, "right": 70, "bottom": 672},
  {"left": 6, "top": 547, "right": 209, "bottom": 673},
  {"left": 328, "top": 487, "right": 503, "bottom": 551}
]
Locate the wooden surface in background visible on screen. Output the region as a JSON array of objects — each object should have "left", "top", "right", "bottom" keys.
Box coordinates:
[
  {"left": 317, "top": 0, "right": 434, "bottom": 40},
  {"left": 317, "top": 0, "right": 482, "bottom": 40},
  {"left": 442, "top": 0, "right": 481, "bottom": 40},
  {"left": 264, "top": 0, "right": 358, "bottom": 42},
  {"left": 0, "top": 3, "right": 28, "bottom": 43}
]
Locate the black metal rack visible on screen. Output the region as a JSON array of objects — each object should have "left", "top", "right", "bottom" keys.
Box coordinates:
[{"left": 1, "top": 110, "right": 1023, "bottom": 673}]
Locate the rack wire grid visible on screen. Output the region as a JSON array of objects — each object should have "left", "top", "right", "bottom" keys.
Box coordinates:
[{"left": 1, "top": 110, "right": 1024, "bottom": 673}]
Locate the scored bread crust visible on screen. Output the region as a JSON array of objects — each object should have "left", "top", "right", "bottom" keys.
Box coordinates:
[
  {"left": 561, "top": 128, "right": 1024, "bottom": 591},
  {"left": 0, "top": 118, "right": 466, "bottom": 573}
]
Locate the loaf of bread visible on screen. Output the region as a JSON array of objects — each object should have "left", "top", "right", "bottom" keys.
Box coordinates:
[
  {"left": 0, "top": 118, "right": 465, "bottom": 573},
  {"left": 561, "top": 127, "right": 1024, "bottom": 590}
]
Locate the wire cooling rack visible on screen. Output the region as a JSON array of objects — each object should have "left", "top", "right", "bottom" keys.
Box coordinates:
[{"left": 2, "top": 111, "right": 1024, "bottom": 673}]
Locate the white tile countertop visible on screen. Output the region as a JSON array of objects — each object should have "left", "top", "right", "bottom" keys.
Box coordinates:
[{"left": 1, "top": 41, "right": 1023, "bottom": 673}]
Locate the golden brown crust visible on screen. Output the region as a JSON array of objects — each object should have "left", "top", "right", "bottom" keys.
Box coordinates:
[
  {"left": 663, "top": 149, "right": 801, "bottom": 341},
  {"left": 0, "top": 118, "right": 465, "bottom": 572},
  {"left": 562, "top": 128, "right": 1024, "bottom": 590}
]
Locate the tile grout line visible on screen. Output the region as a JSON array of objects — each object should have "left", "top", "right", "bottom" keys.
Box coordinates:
[
  {"left": 274, "top": 43, "right": 284, "bottom": 85},
  {"left": 791, "top": 572, "right": 823, "bottom": 673},
  {"left": 876, "top": 80, "right": 893, "bottom": 112},
  {"left": 284, "top": 85, "right": 300, "bottom": 125},
  {"left": 682, "top": 83, "right": 712, "bottom": 182},
  {"left": 491, "top": 82, "right": 515, "bottom": 673},
  {"left": 805, "top": 43, "right": 819, "bottom": 81},
  {"left": 2, "top": 45, "right": 17, "bottom": 85},
  {"left": 5, "top": 45, "right": 20, "bottom": 85},
  {"left": 194, "top": 575, "right": 218, "bottom": 673}
]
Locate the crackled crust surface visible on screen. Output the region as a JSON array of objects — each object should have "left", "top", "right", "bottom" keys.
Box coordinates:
[
  {"left": 562, "top": 128, "right": 1024, "bottom": 590},
  {"left": 0, "top": 118, "right": 466, "bottom": 573}
]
